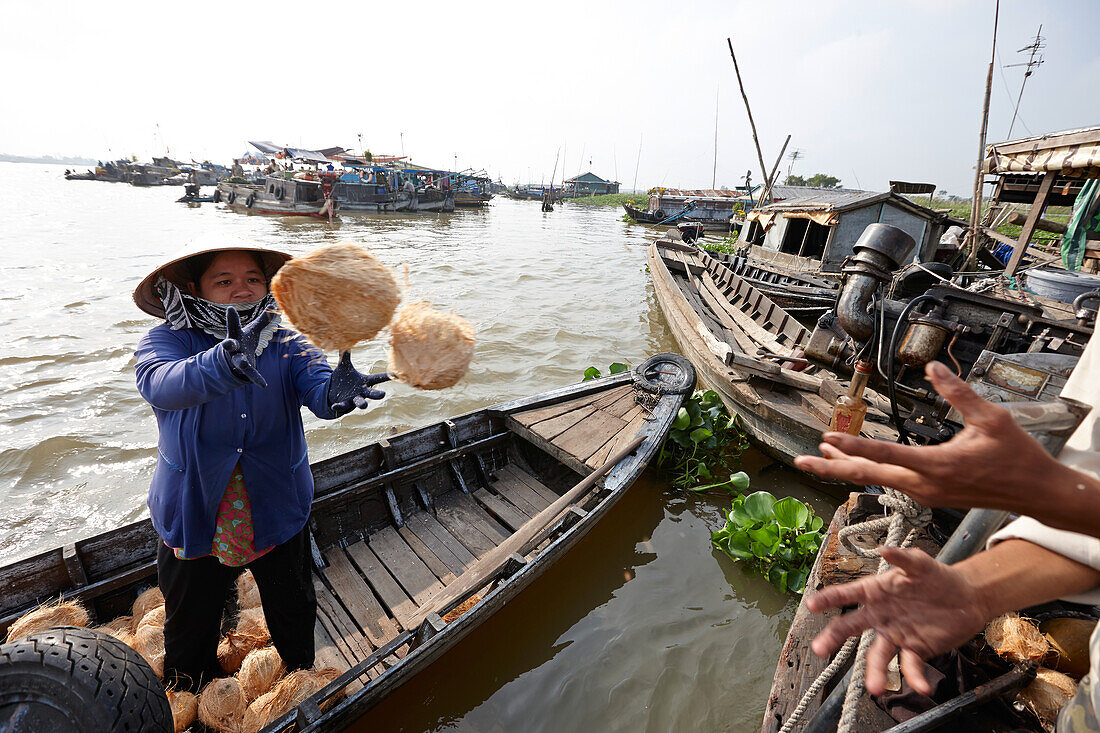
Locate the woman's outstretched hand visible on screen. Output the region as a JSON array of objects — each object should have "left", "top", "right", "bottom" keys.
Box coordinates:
[
  {"left": 223, "top": 307, "right": 272, "bottom": 388},
  {"left": 328, "top": 351, "right": 390, "bottom": 416}
]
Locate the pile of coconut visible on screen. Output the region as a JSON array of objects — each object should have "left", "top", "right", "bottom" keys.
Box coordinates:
[
  {"left": 984, "top": 612, "right": 1094, "bottom": 730},
  {"left": 271, "top": 242, "right": 475, "bottom": 391},
  {"left": 5, "top": 572, "right": 342, "bottom": 733}
]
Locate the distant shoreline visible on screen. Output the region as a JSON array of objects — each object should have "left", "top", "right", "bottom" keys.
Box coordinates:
[{"left": 0, "top": 154, "right": 98, "bottom": 166}]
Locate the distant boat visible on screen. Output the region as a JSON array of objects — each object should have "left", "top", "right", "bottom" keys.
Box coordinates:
[{"left": 216, "top": 174, "right": 338, "bottom": 219}]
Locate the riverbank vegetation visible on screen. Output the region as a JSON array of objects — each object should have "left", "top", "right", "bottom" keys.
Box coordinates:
[{"left": 566, "top": 192, "right": 648, "bottom": 208}]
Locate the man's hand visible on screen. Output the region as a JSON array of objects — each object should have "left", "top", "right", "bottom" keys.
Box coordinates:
[
  {"left": 223, "top": 307, "right": 272, "bottom": 388},
  {"left": 807, "top": 545, "right": 989, "bottom": 696},
  {"left": 793, "top": 361, "right": 1060, "bottom": 513},
  {"left": 328, "top": 351, "right": 390, "bottom": 416}
]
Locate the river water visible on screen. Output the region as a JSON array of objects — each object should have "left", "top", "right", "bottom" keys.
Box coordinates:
[{"left": 0, "top": 162, "right": 835, "bottom": 731}]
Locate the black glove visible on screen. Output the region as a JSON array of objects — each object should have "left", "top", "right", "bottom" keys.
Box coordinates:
[
  {"left": 327, "top": 351, "right": 390, "bottom": 416},
  {"left": 222, "top": 307, "right": 271, "bottom": 388}
]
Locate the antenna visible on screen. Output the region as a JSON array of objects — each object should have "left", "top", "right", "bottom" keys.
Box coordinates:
[
  {"left": 1005, "top": 25, "right": 1045, "bottom": 139},
  {"left": 786, "top": 149, "right": 803, "bottom": 180}
]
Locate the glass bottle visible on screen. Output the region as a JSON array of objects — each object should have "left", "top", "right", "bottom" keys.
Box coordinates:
[{"left": 829, "top": 360, "right": 872, "bottom": 435}]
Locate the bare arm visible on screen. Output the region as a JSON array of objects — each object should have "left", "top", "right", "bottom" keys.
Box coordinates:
[
  {"left": 794, "top": 361, "right": 1100, "bottom": 538},
  {"left": 809, "top": 540, "right": 1100, "bottom": 696}
]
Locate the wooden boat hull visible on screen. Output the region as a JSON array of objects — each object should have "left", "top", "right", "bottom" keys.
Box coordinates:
[
  {"left": 646, "top": 241, "right": 895, "bottom": 485},
  {"left": 0, "top": 358, "right": 693, "bottom": 731},
  {"left": 216, "top": 182, "right": 334, "bottom": 218}
]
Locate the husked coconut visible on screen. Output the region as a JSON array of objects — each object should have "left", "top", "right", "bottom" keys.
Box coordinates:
[
  {"left": 138, "top": 604, "right": 166, "bottom": 630},
  {"left": 97, "top": 614, "right": 135, "bottom": 638},
  {"left": 132, "top": 586, "right": 164, "bottom": 621},
  {"left": 218, "top": 630, "right": 269, "bottom": 675},
  {"left": 985, "top": 612, "right": 1049, "bottom": 664},
  {"left": 167, "top": 690, "right": 198, "bottom": 733},
  {"left": 1017, "top": 667, "right": 1078, "bottom": 725},
  {"left": 131, "top": 624, "right": 166, "bottom": 678},
  {"left": 242, "top": 690, "right": 277, "bottom": 733},
  {"left": 198, "top": 677, "right": 248, "bottom": 733},
  {"left": 236, "top": 571, "right": 262, "bottom": 611},
  {"left": 442, "top": 594, "right": 482, "bottom": 624},
  {"left": 245, "top": 667, "right": 344, "bottom": 730},
  {"left": 237, "top": 607, "right": 270, "bottom": 640},
  {"left": 388, "top": 301, "right": 475, "bottom": 390},
  {"left": 6, "top": 600, "right": 90, "bottom": 643},
  {"left": 271, "top": 243, "right": 401, "bottom": 352},
  {"left": 238, "top": 646, "right": 286, "bottom": 702}
]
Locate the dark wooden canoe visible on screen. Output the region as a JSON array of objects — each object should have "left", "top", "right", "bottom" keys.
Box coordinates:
[
  {"left": 0, "top": 355, "right": 693, "bottom": 731},
  {"left": 700, "top": 247, "right": 839, "bottom": 319},
  {"left": 647, "top": 239, "right": 896, "bottom": 481}
]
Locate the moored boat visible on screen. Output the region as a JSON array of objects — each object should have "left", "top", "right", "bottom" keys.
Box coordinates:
[
  {"left": 0, "top": 356, "right": 693, "bottom": 730},
  {"left": 216, "top": 174, "right": 339, "bottom": 219}
]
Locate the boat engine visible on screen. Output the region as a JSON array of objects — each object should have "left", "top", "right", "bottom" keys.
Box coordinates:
[{"left": 806, "top": 224, "right": 1094, "bottom": 442}]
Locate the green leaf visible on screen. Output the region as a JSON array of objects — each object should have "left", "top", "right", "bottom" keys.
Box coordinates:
[
  {"left": 672, "top": 408, "right": 690, "bottom": 431},
  {"left": 670, "top": 430, "right": 693, "bottom": 448},
  {"left": 788, "top": 566, "right": 810, "bottom": 593},
  {"left": 748, "top": 525, "right": 779, "bottom": 548},
  {"left": 769, "top": 566, "right": 789, "bottom": 593},
  {"left": 795, "top": 531, "right": 821, "bottom": 551},
  {"left": 686, "top": 401, "right": 704, "bottom": 428},
  {"left": 809, "top": 515, "right": 824, "bottom": 532},
  {"left": 689, "top": 427, "right": 713, "bottom": 444},
  {"left": 608, "top": 362, "right": 628, "bottom": 374},
  {"left": 773, "top": 497, "right": 811, "bottom": 529},
  {"left": 743, "top": 491, "right": 778, "bottom": 522},
  {"left": 583, "top": 366, "right": 601, "bottom": 381},
  {"left": 724, "top": 531, "right": 754, "bottom": 560},
  {"left": 728, "top": 499, "right": 755, "bottom": 527},
  {"left": 729, "top": 471, "right": 751, "bottom": 491}
]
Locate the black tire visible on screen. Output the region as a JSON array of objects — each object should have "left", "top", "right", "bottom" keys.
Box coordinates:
[
  {"left": 0, "top": 626, "right": 172, "bottom": 733},
  {"left": 246, "top": 193, "right": 256, "bottom": 208},
  {"left": 228, "top": 191, "right": 237, "bottom": 204},
  {"left": 655, "top": 209, "right": 666, "bottom": 219},
  {"left": 633, "top": 353, "right": 696, "bottom": 395},
  {"left": 213, "top": 188, "right": 222, "bottom": 203}
]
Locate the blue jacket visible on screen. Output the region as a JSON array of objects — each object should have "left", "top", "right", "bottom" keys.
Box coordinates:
[{"left": 135, "top": 325, "right": 336, "bottom": 557}]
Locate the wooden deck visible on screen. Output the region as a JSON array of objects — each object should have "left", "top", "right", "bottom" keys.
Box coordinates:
[{"left": 306, "top": 387, "right": 649, "bottom": 692}]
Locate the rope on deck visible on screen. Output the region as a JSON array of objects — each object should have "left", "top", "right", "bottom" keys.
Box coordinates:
[{"left": 778, "top": 489, "right": 931, "bottom": 733}]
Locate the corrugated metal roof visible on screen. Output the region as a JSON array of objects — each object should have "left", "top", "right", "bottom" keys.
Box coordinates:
[
  {"left": 756, "top": 187, "right": 944, "bottom": 220},
  {"left": 656, "top": 188, "right": 747, "bottom": 199},
  {"left": 984, "top": 125, "right": 1100, "bottom": 177}
]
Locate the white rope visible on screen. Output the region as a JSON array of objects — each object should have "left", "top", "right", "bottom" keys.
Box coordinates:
[{"left": 777, "top": 489, "right": 931, "bottom": 733}]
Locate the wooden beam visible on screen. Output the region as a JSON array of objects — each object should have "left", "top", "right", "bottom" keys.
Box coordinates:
[
  {"left": 1005, "top": 210, "right": 1067, "bottom": 234},
  {"left": 1006, "top": 172, "right": 1055, "bottom": 276}
]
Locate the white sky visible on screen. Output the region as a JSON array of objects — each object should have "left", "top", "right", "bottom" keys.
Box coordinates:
[{"left": 3, "top": 0, "right": 1098, "bottom": 195}]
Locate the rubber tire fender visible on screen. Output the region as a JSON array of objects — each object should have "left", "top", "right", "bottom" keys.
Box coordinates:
[
  {"left": 213, "top": 188, "right": 222, "bottom": 203},
  {"left": 246, "top": 193, "right": 256, "bottom": 208},
  {"left": 227, "top": 191, "right": 237, "bottom": 204},
  {"left": 633, "top": 353, "right": 696, "bottom": 395},
  {"left": 0, "top": 626, "right": 172, "bottom": 732},
  {"left": 655, "top": 209, "right": 666, "bottom": 219}
]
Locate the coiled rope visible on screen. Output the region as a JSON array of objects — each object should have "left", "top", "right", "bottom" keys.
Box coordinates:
[{"left": 778, "top": 489, "right": 931, "bottom": 733}]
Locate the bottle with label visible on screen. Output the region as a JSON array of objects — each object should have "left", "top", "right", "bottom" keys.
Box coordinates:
[{"left": 829, "top": 360, "right": 872, "bottom": 435}]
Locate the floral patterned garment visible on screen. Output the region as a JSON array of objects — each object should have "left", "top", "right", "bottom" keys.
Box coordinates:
[{"left": 173, "top": 463, "right": 274, "bottom": 566}]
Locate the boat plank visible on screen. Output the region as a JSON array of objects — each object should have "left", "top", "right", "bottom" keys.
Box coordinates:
[
  {"left": 496, "top": 465, "right": 559, "bottom": 507},
  {"left": 512, "top": 390, "right": 611, "bottom": 428},
  {"left": 589, "top": 383, "right": 634, "bottom": 410},
  {"left": 397, "top": 525, "right": 457, "bottom": 584},
  {"left": 404, "top": 513, "right": 478, "bottom": 571},
  {"left": 473, "top": 488, "right": 529, "bottom": 532},
  {"left": 530, "top": 405, "right": 601, "bottom": 442},
  {"left": 433, "top": 493, "right": 506, "bottom": 558},
  {"left": 488, "top": 467, "right": 548, "bottom": 515},
  {"left": 603, "top": 390, "right": 641, "bottom": 419},
  {"left": 314, "top": 576, "right": 375, "bottom": 661},
  {"left": 321, "top": 548, "right": 401, "bottom": 648},
  {"left": 314, "top": 617, "right": 368, "bottom": 690},
  {"left": 553, "top": 409, "right": 627, "bottom": 463},
  {"left": 368, "top": 526, "right": 446, "bottom": 607},
  {"left": 345, "top": 541, "right": 418, "bottom": 631}
]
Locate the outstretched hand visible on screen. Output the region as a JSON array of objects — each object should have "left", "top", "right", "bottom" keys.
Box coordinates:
[
  {"left": 223, "top": 307, "right": 272, "bottom": 388},
  {"left": 807, "top": 545, "right": 989, "bottom": 696},
  {"left": 793, "top": 361, "right": 1059, "bottom": 513},
  {"left": 328, "top": 351, "right": 390, "bottom": 417}
]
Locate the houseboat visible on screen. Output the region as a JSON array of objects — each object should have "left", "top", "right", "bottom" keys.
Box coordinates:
[
  {"left": 623, "top": 188, "right": 752, "bottom": 230},
  {"left": 216, "top": 173, "right": 338, "bottom": 219}
]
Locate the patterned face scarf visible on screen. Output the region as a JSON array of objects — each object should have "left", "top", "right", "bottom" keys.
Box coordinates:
[{"left": 155, "top": 277, "right": 281, "bottom": 356}]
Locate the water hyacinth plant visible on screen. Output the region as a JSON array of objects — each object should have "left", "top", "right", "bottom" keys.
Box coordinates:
[
  {"left": 658, "top": 389, "right": 748, "bottom": 491},
  {"left": 711, "top": 490, "right": 824, "bottom": 594}
]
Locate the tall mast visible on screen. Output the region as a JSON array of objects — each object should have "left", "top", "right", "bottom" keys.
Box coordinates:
[
  {"left": 966, "top": 0, "right": 1000, "bottom": 267},
  {"left": 712, "top": 83, "right": 720, "bottom": 189}
]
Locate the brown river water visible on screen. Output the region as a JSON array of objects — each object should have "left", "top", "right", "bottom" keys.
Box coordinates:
[{"left": 0, "top": 162, "right": 837, "bottom": 731}]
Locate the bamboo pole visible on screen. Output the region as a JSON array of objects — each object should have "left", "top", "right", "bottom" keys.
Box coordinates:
[
  {"left": 759, "top": 135, "right": 792, "bottom": 206},
  {"left": 726, "top": 38, "right": 772, "bottom": 203},
  {"left": 965, "top": 0, "right": 1000, "bottom": 270}
]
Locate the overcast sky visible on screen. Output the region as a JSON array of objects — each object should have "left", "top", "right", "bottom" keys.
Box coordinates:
[{"left": 4, "top": 0, "right": 1097, "bottom": 194}]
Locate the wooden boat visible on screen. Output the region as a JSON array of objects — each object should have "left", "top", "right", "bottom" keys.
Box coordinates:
[
  {"left": 454, "top": 190, "right": 492, "bottom": 207},
  {"left": 0, "top": 356, "right": 693, "bottom": 731},
  {"left": 646, "top": 239, "right": 897, "bottom": 477},
  {"left": 216, "top": 175, "right": 338, "bottom": 219},
  {"left": 333, "top": 179, "right": 412, "bottom": 213},
  {"left": 698, "top": 246, "right": 839, "bottom": 319}
]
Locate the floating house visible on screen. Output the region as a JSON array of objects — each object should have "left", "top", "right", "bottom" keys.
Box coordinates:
[
  {"left": 565, "top": 172, "right": 620, "bottom": 197},
  {"left": 738, "top": 187, "right": 957, "bottom": 274}
]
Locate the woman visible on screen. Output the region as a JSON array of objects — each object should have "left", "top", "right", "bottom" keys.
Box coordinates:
[{"left": 133, "top": 244, "right": 387, "bottom": 691}]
